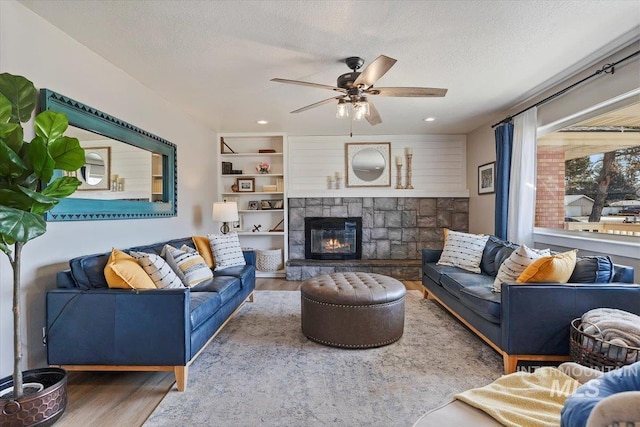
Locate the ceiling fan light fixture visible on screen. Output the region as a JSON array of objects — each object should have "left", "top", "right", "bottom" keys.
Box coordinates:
[
  {"left": 353, "top": 99, "right": 369, "bottom": 121},
  {"left": 336, "top": 99, "right": 349, "bottom": 118}
]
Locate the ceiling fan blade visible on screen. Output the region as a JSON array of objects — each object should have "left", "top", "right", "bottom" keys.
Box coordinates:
[
  {"left": 373, "top": 87, "right": 448, "bottom": 97},
  {"left": 353, "top": 55, "right": 397, "bottom": 88},
  {"left": 291, "top": 96, "right": 343, "bottom": 113},
  {"left": 366, "top": 100, "right": 382, "bottom": 126},
  {"left": 271, "top": 78, "right": 346, "bottom": 93}
]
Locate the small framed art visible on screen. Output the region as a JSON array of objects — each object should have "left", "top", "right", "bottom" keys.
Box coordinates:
[
  {"left": 248, "top": 200, "right": 259, "bottom": 210},
  {"left": 237, "top": 177, "right": 255, "bottom": 192},
  {"left": 232, "top": 214, "right": 244, "bottom": 231},
  {"left": 478, "top": 162, "right": 495, "bottom": 195}
]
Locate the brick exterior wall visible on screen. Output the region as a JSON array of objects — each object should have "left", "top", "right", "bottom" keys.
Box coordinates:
[{"left": 536, "top": 145, "right": 565, "bottom": 229}]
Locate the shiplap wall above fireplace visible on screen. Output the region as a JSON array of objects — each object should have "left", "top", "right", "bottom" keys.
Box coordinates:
[{"left": 287, "top": 134, "right": 468, "bottom": 198}]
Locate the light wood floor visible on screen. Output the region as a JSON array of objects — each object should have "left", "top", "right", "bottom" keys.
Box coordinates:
[{"left": 55, "top": 279, "right": 424, "bottom": 427}]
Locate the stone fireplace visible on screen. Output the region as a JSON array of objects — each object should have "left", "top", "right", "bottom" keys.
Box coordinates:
[
  {"left": 305, "top": 217, "right": 362, "bottom": 260},
  {"left": 287, "top": 197, "right": 469, "bottom": 280}
]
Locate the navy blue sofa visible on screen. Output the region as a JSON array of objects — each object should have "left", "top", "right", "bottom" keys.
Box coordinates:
[
  {"left": 46, "top": 237, "right": 255, "bottom": 391},
  {"left": 422, "top": 236, "right": 640, "bottom": 374}
]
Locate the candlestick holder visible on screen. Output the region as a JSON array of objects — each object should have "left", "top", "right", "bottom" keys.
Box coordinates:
[
  {"left": 335, "top": 177, "right": 342, "bottom": 189},
  {"left": 327, "top": 176, "right": 335, "bottom": 190},
  {"left": 395, "top": 163, "right": 404, "bottom": 189},
  {"left": 405, "top": 154, "right": 414, "bottom": 189}
]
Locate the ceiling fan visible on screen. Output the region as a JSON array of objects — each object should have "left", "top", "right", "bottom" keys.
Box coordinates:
[{"left": 271, "top": 55, "right": 447, "bottom": 126}]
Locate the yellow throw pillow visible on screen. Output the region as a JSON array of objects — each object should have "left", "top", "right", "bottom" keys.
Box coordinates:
[
  {"left": 517, "top": 249, "right": 578, "bottom": 284},
  {"left": 104, "top": 248, "right": 156, "bottom": 289},
  {"left": 192, "top": 235, "right": 215, "bottom": 268}
]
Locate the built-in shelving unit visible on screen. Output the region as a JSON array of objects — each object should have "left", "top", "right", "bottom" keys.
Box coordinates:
[
  {"left": 151, "top": 153, "right": 163, "bottom": 202},
  {"left": 216, "top": 133, "right": 288, "bottom": 278}
]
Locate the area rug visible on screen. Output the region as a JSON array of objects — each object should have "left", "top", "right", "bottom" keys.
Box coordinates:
[{"left": 145, "top": 291, "right": 502, "bottom": 427}]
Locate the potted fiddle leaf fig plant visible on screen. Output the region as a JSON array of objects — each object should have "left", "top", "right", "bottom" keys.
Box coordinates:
[{"left": 0, "top": 73, "right": 85, "bottom": 426}]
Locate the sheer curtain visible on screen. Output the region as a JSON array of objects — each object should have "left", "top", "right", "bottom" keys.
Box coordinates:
[
  {"left": 494, "top": 122, "right": 514, "bottom": 240},
  {"left": 507, "top": 108, "right": 537, "bottom": 247}
]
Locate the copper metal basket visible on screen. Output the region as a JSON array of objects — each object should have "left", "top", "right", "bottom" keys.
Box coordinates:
[{"left": 570, "top": 318, "right": 640, "bottom": 369}]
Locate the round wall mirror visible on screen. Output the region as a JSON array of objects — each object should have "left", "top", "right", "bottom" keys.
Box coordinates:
[
  {"left": 80, "top": 152, "right": 106, "bottom": 186},
  {"left": 351, "top": 148, "right": 386, "bottom": 181}
]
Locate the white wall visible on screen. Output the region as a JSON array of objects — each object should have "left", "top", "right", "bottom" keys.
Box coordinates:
[
  {"left": 0, "top": 1, "right": 217, "bottom": 376},
  {"left": 467, "top": 40, "right": 640, "bottom": 235},
  {"left": 288, "top": 134, "right": 468, "bottom": 198}
]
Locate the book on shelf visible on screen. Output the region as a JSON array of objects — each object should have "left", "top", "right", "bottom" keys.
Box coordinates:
[{"left": 222, "top": 161, "right": 232, "bottom": 174}]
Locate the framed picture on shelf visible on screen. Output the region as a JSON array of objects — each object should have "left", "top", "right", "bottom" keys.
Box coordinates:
[
  {"left": 478, "top": 162, "right": 496, "bottom": 195},
  {"left": 261, "top": 200, "right": 272, "bottom": 210},
  {"left": 237, "top": 177, "right": 255, "bottom": 192},
  {"left": 232, "top": 214, "right": 244, "bottom": 231},
  {"left": 248, "top": 200, "right": 259, "bottom": 210},
  {"left": 272, "top": 199, "right": 284, "bottom": 209}
]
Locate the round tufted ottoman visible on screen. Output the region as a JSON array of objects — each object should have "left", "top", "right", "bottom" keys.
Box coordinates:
[{"left": 300, "top": 272, "right": 406, "bottom": 348}]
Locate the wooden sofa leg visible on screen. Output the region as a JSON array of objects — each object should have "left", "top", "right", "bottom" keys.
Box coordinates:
[
  {"left": 423, "top": 289, "right": 434, "bottom": 300},
  {"left": 174, "top": 366, "right": 188, "bottom": 391},
  {"left": 503, "top": 354, "right": 518, "bottom": 374},
  {"left": 248, "top": 292, "right": 254, "bottom": 302}
]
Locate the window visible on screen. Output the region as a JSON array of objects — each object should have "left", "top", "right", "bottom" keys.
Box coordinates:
[{"left": 535, "top": 102, "right": 640, "bottom": 240}]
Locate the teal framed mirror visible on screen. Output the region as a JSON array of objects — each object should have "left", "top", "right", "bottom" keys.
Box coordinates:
[{"left": 40, "top": 89, "right": 177, "bottom": 221}]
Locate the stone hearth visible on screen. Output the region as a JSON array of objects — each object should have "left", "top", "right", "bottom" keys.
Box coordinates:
[{"left": 287, "top": 197, "right": 469, "bottom": 280}]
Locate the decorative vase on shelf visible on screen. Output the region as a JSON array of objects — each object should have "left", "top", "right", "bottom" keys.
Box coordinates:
[{"left": 256, "top": 162, "right": 271, "bottom": 174}]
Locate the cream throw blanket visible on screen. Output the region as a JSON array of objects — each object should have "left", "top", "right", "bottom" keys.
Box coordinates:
[{"left": 455, "top": 367, "right": 581, "bottom": 427}]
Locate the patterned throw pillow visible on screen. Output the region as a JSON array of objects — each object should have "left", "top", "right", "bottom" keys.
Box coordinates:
[
  {"left": 493, "top": 245, "right": 551, "bottom": 292},
  {"left": 130, "top": 251, "right": 184, "bottom": 289},
  {"left": 162, "top": 245, "right": 213, "bottom": 287},
  {"left": 209, "top": 232, "right": 246, "bottom": 271},
  {"left": 436, "top": 229, "right": 490, "bottom": 274}
]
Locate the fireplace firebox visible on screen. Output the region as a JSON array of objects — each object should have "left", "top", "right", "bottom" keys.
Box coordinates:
[{"left": 305, "top": 217, "right": 362, "bottom": 260}]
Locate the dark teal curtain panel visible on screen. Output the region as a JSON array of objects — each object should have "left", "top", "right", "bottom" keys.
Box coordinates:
[{"left": 494, "top": 122, "right": 514, "bottom": 240}]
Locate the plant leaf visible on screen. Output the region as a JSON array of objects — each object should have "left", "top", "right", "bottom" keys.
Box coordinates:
[
  {"left": 0, "top": 92, "right": 11, "bottom": 123},
  {"left": 0, "top": 139, "right": 27, "bottom": 179},
  {"left": 28, "top": 136, "right": 54, "bottom": 183},
  {"left": 0, "top": 206, "right": 46, "bottom": 243},
  {"left": 34, "top": 111, "right": 68, "bottom": 144},
  {"left": 0, "top": 240, "right": 10, "bottom": 256},
  {"left": 0, "top": 188, "right": 36, "bottom": 211},
  {"left": 48, "top": 136, "right": 85, "bottom": 171},
  {"left": 0, "top": 122, "right": 24, "bottom": 154},
  {"left": 41, "top": 176, "right": 82, "bottom": 198},
  {"left": 0, "top": 74, "right": 37, "bottom": 123},
  {"left": 1, "top": 233, "right": 16, "bottom": 246},
  {"left": 18, "top": 186, "right": 59, "bottom": 215}
]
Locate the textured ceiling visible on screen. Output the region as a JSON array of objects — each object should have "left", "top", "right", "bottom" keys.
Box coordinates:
[{"left": 19, "top": 0, "right": 640, "bottom": 136}]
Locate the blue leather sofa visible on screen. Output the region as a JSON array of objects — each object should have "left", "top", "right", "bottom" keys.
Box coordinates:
[
  {"left": 422, "top": 236, "right": 640, "bottom": 374},
  {"left": 46, "top": 237, "right": 255, "bottom": 391}
]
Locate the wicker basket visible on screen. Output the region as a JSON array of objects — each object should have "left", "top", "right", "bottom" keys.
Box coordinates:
[
  {"left": 256, "top": 249, "right": 283, "bottom": 272},
  {"left": 569, "top": 318, "right": 640, "bottom": 369}
]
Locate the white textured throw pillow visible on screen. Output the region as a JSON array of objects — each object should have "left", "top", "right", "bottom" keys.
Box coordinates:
[
  {"left": 436, "top": 229, "right": 490, "bottom": 274},
  {"left": 162, "top": 245, "right": 213, "bottom": 287},
  {"left": 492, "top": 245, "right": 551, "bottom": 292},
  {"left": 130, "top": 251, "right": 184, "bottom": 289},
  {"left": 209, "top": 232, "right": 246, "bottom": 271}
]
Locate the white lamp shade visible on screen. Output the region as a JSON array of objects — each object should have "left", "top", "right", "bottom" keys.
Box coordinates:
[{"left": 212, "top": 202, "right": 239, "bottom": 222}]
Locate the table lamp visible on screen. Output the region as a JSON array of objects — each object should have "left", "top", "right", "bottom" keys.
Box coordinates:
[{"left": 212, "top": 201, "right": 238, "bottom": 234}]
